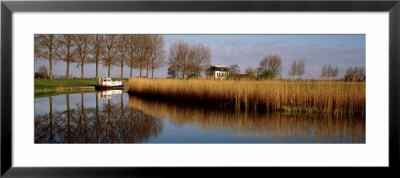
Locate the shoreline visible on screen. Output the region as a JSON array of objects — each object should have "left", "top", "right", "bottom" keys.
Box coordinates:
[{"left": 34, "top": 78, "right": 129, "bottom": 93}]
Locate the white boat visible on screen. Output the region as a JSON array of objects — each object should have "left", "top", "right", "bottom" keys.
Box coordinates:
[{"left": 95, "top": 77, "right": 123, "bottom": 89}]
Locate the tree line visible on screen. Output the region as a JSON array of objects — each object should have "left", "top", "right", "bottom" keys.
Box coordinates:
[
  {"left": 229, "top": 55, "right": 306, "bottom": 80},
  {"left": 34, "top": 34, "right": 165, "bottom": 80},
  {"left": 232, "top": 54, "right": 365, "bottom": 81},
  {"left": 167, "top": 40, "right": 211, "bottom": 79},
  {"left": 35, "top": 35, "right": 364, "bottom": 81}
]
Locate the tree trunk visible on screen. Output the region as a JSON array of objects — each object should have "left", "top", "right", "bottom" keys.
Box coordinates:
[
  {"left": 139, "top": 62, "right": 142, "bottom": 78},
  {"left": 151, "top": 59, "right": 154, "bottom": 79},
  {"left": 130, "top": 63, "right": 133, "bottom": 78},
  {"left": 66, "top": 47, "right": 70, "bottom": 80},
  {"left": 96, "top": 58, "right": 99, "bottom": 79},
  {"left": 81, "top": 63, "right": 84, "bottom": 80},
  {"left": 49, "top": 37, "right": 53, "bottom": 80},
  {"left": 182, "top": 62, "right": 185, "bottom": 79},
  {"left": 146, "top": 60, "right": 149, "bottom": 78},
  {"left": 66, "top": 58, "right": 70, "bottom": 80},
  {"left": 108, "top": 63, "right": 111, "bottom": 77},
  {"left": 120, "top": 64, "right": 124, "bottom": 80},
  {"left": 49, "top": 55, "right": 53, "bottom": 79}
]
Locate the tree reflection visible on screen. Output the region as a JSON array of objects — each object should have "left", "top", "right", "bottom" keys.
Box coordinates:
[
  {"left": 128, "top": 95, "right": 366, "bottom": 143},
  {"left": 34, "top": 92, "right": 163, "bottom": 143}
]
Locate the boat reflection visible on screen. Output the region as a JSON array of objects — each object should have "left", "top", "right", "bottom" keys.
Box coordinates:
[{"left": 97, "top": 89, "right": 123, "bottom": 99}]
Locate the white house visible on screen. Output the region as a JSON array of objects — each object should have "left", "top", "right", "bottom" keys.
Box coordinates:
[{"left": 206, "top": 65, "right": 229, "bottom": 79}]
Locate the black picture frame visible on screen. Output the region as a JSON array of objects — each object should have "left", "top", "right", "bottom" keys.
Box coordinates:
[{"left": 1, "top": 0, "right": 399, "bottom": 177}]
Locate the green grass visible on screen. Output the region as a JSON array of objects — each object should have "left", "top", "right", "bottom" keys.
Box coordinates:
[{"left": 35, "top": 79, "right": 98, "bottom": 90}]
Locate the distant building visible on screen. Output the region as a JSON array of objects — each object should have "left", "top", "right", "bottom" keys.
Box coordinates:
[{"left": 206, "top": 65, "right": 229, "bottom": 79}]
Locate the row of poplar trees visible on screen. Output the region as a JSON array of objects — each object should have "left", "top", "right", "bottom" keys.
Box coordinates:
[{"left": 34, "top": 34, "right": 165, "bottom": 80}]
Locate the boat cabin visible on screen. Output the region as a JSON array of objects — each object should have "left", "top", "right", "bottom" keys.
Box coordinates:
[{"left": 96, "top": 77, "right": 123, "bottom": 89}]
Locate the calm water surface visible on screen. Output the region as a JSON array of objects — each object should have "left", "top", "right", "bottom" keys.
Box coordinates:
[{"left": 34, "top": 90, "right": 365, "bottom": 143}]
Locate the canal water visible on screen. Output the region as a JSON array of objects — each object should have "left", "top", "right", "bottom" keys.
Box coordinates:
[{"left": 34, "top": 90, "right": 365, "bottom": 143}]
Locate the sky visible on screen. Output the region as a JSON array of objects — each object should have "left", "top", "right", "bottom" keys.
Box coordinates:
[{"left": 34, "top": 34, "right": 365, "bottom": 79}]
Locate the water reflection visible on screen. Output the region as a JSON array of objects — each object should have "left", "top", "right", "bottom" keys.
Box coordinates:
[
  {"left": 128, "top": 95, "right": 365, "bottom": 143},
  {"left": 34, "top": 91, "right": 163, "bottom": 143},
  {"left": 34, "top": 90, "right": 365, "bottom": 143}
]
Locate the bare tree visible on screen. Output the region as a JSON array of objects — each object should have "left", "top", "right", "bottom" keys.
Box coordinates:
[
  {"left": 149, "top": 35, "right": 166, "bottom": 79},
  {"left": 332, "top": 66, "right": 339, "bottom": 80},
  {"left": 34, "top": 34, "right": 61, "bottom": 79},
  {"left": 89, "top": 34, "right": 105, "bottom": 79},
  {"left": 327, "top": 64, "right": 334, "bottom": 79},
  {"left": 257, "top": 55, "right": 282, "bottom": 76},
  {"left": 344, "top": 67, "right": 355, "bottom": 81},
  {"left": 229, "top": 64, "right": 240, "bottom": 74},
  {"left": 320, "top": 64, "right": 327, "bottom": 80},
  {"left": 321, "top": 64, "right": 339, "bottom": 80},
  {"left": 127, "top": 35, "right": 139, "bottom": 78},
  {"left": 58, "top": 34, "right": 77, "bottom": 79},
  {"left": 103, "top": 35, "right": 117, "bottom": 77},
  {"left": 143, "top": 35, "right": 153, "bottom": 78},
  {"left": 115, "top": 34, "right": 129, "bottom": 80},
  {"left": 288, "top": 59, "right": 305, "bottom": 79},
  {"left": 136, "top": 35, "right": 151, "bottom": 78},
  {"left": 73, "top": 35, "right": 91, "bottom": 79},
  {"left": 257, "top": 57, "right": 268, "bottom": 74},
  {"left": 227, "top": 64, "right": 240, "bottom": 79},
  {"left": 288, "top": 60, "right": 297, "bottom": 80},
  {"left": 344, "top": 66, "right": 365, "bottom": 81},
  {"left": 187, "top": 44, "right": 211, "bottom": 77},
  {"left": 168, "top": 40, "right": 190, "bottom": 79},
  {"left": 297, "top": 59, "right": 305, "bottom": 79},
  {"left": 354, "top": 67, "right": 365, "bottom": 81}
]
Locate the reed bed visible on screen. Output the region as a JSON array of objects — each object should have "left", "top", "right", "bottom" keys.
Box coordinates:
[{"left": 128, "top": 78, "right": 365, "bottom": 114}]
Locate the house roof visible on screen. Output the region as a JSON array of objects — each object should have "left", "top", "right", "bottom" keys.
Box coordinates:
[
  {"left": 208, "top": 65, "right": 229, "bottom": 71},
  {"left": 214, "top": 65, "right": 226, "bottom": 68}
]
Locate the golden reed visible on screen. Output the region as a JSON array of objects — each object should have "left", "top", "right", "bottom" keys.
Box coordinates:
[{"left": 128, "top": 78, "right": 365, "bottom": 114}]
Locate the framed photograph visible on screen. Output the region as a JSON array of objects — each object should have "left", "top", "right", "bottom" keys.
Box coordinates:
[{"left": 1, "top": 0, "right": 399, "bottom": 177}]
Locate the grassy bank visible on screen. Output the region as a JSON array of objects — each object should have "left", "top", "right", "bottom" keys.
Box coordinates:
[
  {"left": 128, "top": 78, "right": 365, "bottom": 114},
  {"left": 35, "top": 79, "right": 97, "bottom": 90},
  {"left": 35, "top": 78, "right": 130, "bottom": 92}
]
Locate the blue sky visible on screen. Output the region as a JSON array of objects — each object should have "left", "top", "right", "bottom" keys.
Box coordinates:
[{"left": 35, "top": 34, "right": 365, "bottom": 79}]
